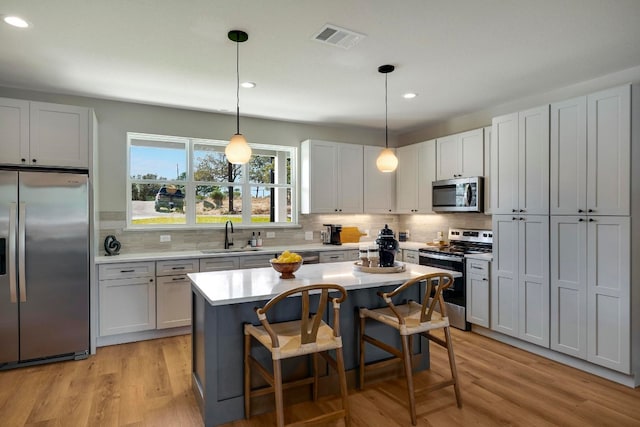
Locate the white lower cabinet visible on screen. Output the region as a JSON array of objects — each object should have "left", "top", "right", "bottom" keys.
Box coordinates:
[
  {"left": 403, "top": 249, "right": 419, "bottom": 264},
  {"left": 320, "top": 250, "right": 359, "bottom": 263},
  {"left": 156, "top": 259, "right": 199, "bottom": 329},
  {"left": 550, "top": 215, "right": 630, "bottom": 373},
  {"left": 239, "top": 253, "right": 278, "bottom": 269},
  {"left": 99, "top": 262, "right": 156, "bottom": 336},
  {"left": 491, "top": 215, "right": 549, "bottom": 347},
  {"left": 200, "top": 257, "right": 240, "bottom": 272},
  {"left": 466, "top": 258, "right": 490, "bottom": 328}
]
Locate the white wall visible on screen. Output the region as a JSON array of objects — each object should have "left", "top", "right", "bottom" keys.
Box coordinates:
[{"left": 399, "top": 64, "right": 640, "bottom": 145}]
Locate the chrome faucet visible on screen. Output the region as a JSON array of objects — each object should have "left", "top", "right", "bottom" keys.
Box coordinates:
[{"left": 224, "top": 220, "right": 234, "bottom": 249}]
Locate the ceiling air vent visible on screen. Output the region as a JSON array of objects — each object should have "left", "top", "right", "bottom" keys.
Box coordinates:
[{"left": 312, "top": 24, "right": 366, "bottom": 50}]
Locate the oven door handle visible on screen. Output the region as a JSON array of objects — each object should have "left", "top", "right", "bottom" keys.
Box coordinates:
[{"left": 419, "top": 252, "right": 464, "bottom": 263}]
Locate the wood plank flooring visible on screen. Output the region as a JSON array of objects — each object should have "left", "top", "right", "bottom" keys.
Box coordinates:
[{"left": 1, "top": 329, "right": 639, "bottom": 426}]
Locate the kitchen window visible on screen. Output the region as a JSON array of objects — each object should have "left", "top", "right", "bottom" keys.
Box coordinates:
[{"left": 127, "top": 132, "right": 297, "bottom": 228}]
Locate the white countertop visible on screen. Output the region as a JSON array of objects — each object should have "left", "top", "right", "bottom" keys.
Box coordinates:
[
  {"left": 188, "top": 261, "right": 461, "bottom": 307},
  {"left": 94, "top": 241, "right": 432, "bottom": 264}
]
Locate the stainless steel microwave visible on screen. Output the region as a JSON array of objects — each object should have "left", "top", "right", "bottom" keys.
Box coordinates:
[{"left": 432, "top": 177, "right": 484, "bottom": 213}]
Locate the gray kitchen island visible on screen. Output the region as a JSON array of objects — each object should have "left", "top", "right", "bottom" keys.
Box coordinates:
[{"left": 188, "top": 261, "right": 460, "bottom": 426}]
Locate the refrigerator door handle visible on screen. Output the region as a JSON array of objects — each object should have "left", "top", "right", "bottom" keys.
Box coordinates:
[
  {"left": 18, "top": 202, "right": 26, "bottom": 302},
  {"left": 9, "top": 202, "right": 17, "bottom": 303}
]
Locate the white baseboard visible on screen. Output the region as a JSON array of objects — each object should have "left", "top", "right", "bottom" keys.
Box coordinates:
[{"left": 96, "top": 326, "right": 191, "bottom": 347}]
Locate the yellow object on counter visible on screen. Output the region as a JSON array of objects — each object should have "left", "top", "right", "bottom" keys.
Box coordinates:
[{"left": 340, "top": 227, "right": 367, "bottom": 243}]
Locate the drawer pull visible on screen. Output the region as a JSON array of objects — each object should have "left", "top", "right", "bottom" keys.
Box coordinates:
[
  {"left": 172, "top": 276, "right": 186, "bottom": 281},
  {"left": 171, "top": 266, "right": 186, "bottom": 270},
  {"left": 120, "top": 269, "right": 135, "bottom": 273}
]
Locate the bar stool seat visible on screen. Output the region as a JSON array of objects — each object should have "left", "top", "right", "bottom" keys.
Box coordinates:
[
  {"left": 244, "top": 283, "right": 350, "bottom": 427},
  {"left": 359, "top": 272, "right": 462, "bottom": 425}
]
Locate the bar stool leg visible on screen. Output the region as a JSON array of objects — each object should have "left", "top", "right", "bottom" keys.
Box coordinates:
[
  {"left": 313, "top": 352, "right": 319, "bottom": 401},
  {"left": 401, "top": 334, "right": 417, "bottom": 426},
  {"left": 243, "top": 333, "right": 251, "bottom": 419},
  {"left": 359, "top": 314, "right": 366, "bottom": 390},
  {"left": 444, "top": 326, "right": 463, "bottom": 408},
  {"left": 336, "top": 348, "right": 351, "bottom": 426},
  {"left": 273, "top": 359, "right": 285, "bottom": 427}
]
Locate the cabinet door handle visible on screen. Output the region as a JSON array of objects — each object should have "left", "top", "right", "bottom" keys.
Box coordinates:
[
  {"left": 519, "top": 209, "right": 525, "bottom": 213},
  {"left": 482, "top": 278, "right": 488, "bottom": 281},
  {"left": 578, "top": 218, "right": 584, "bottom": 222},
  {"left": 589, "top": 218, "right": 595, "bottom": 222},
  {"left": 512, "top": 217, "right": 517, "bottom": 221},
  {"left": 578, "top": 209, "right": 583, "bottom": 213},
  {"left": 588, "top": 209, "right": 594, "bottom": 213},
  {"left": 512, "top": 209, "right": 517, "bottom": 213}
]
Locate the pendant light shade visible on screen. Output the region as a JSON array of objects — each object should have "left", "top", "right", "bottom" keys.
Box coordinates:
[
  {"left": 376, "top": 64, "right": 398, "bottom": 173},
  {"left": 376, "top": 147, "right": 399, "bottom": 172},
  {"left": 226, "top": 30, "right": 252, "bottom": 165}
]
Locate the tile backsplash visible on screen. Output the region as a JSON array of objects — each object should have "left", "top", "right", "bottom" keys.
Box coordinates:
[{"left": 98, "top": 211, "right": 490, "bottom": 255}]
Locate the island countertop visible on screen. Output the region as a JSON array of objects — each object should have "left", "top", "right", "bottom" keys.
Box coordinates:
[{"left": 188, "top": 261, "right": 461, "bottom": 307}]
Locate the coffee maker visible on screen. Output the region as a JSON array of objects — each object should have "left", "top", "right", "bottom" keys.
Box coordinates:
[
  {"left": 375, "top": 224, "right": 399, "bottom": 267},
  {"left": 322, "top": 224, "right": 342, "bottom": 245}
]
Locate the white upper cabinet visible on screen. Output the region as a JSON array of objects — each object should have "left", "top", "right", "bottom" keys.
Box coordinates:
[
  {"left": 395, "top": 139, "right": 435, "bottom": 213},
  {"left": 491, "top": 105, "right": 549, "bottom": 215},
  {"left": 550, "top": 85, "right": 630, "bottom": 216},
  {"left": 0, "top": 98, "right": 89, "bottom": 168},
  {"left": 300, "top": 140, "right": 363, "bottom": 214},
  {"left": 586, "top": 86, "right": 630, "bottom": 216},
  {"left": 550, "top": 97, "right": 587, "bottom": 215},
  {"left": 436, "top": 128, "right": 484, "bottom": 180},
  {"left": 483, "top": 126, "right": 492, "bottom": 214},
  {"left": 363, "top": 146, "right": 396, "bottom": 213},
  {"left": 0, "top": 98, "right": 29, "bottom": 166}
]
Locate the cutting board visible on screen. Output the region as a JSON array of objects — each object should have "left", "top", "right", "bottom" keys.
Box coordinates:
[{"left": 340, "top": 227, "right": 367, "bottom": 243}]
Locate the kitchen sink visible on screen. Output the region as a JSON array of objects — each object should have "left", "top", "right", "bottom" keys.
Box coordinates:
[{"left": 200, "top": 248, "right": 263, "bottom": 254}]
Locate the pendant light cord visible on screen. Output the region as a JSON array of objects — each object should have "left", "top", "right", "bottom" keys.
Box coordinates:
[
  {"left": 385, "top": 72, "right": 388, "bottom": 149},
  {"left": 236, "top": 36, "right": 240, "bottom": 135}
]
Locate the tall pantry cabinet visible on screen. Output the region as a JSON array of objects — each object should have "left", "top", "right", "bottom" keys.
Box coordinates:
[
  {"left": 491, "top": 84, "right": 633, "bottom": 377},
  {"left": 491, "top": 105, "right": 550, "bottom": 347},
  {"left": 549, "top": 84, "right": 631, "bottom": 373}
]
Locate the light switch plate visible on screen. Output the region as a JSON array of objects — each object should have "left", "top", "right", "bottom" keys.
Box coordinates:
[
  {"left": 160, "top": 234, "right": 171, "bottom": 242},
  {"left": 304, "top": 231, "right": 313, "bottom": 240},
  {"left": 266, "top": 231, "right": 276, "bottom": 238}
]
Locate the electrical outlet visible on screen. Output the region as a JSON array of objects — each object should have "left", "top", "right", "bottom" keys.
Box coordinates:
[
  {"left": 266, "top": 231, "right": 276, "bottom": 238},
  {"left": 304, "top": 231, "right": 313, "bottom": 240},
  {"left": 160, "top": 234, "right": 171, "bottom": 242}
]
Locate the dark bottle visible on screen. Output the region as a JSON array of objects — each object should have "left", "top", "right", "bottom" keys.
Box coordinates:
[{"left": 376, "top": 224, "right": 399, "bottom": 267}]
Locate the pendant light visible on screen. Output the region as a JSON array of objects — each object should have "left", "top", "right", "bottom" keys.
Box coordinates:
[
  {"left": 376, "top": 64, "right": 399, "bottom": 173},
  {"left": 225, "top": 30, "right": 252, "bottom": 164}
]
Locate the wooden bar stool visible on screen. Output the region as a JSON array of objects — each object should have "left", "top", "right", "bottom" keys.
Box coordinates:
[
  {"left": 244, "top": 284, "right": 350, "bottom": 427},
  {"left": 358, "top": 272, "right": 462, "bottom": 425}
]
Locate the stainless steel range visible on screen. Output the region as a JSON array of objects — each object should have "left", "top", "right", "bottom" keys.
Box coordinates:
[{"left": 419, "top": 228, "right": 492, "bottom": 330}]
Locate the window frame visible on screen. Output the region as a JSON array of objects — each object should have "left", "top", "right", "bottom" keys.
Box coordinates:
[{"left": 126, "top": 132, "right": 298, "bottom": 229}]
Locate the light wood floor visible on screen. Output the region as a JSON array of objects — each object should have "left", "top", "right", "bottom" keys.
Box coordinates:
[{"left": 1, "top": 330, "right": 639, "bottom": 426}]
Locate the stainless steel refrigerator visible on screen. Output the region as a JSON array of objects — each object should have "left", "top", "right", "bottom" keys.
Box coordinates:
[{"left": 0, "top": 170, "right": 89, "bottom": 366}]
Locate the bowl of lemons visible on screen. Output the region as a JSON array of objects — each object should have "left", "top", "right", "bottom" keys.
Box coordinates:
[{"left": 270, "top": 250, "right": 303, "bottom": 279}]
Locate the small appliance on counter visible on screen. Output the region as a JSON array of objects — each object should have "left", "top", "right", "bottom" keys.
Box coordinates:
[
  {"left": 375, "top": 224, "right": 399, "bottom": 267},
  {"left": 322, "top": 224, "right": 342, "bottom": 245}
]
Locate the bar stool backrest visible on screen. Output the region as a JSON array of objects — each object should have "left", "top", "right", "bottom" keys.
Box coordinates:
[{"left": 254, "top": 284, "right": 348, "bottom": 347}]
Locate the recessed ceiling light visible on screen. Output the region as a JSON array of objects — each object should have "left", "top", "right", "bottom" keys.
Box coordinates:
[
  {"left": 403, "top": 93, "right": 418, "bottom": 99},
  {"left": 241, "top": 81, "right": 256, "bottom": 88},
  {"left": 3, "top": 15, "right": 30, "bottom": 28}
]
